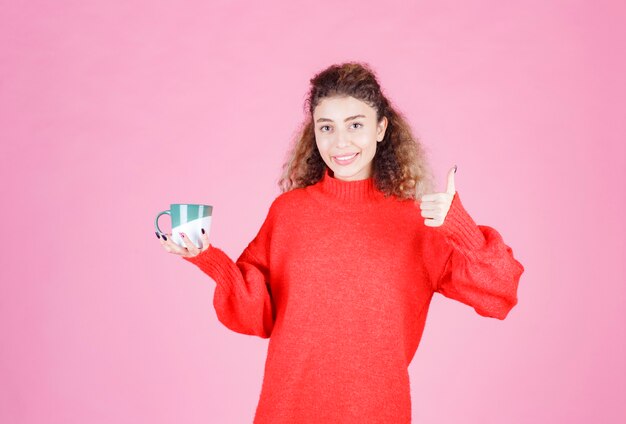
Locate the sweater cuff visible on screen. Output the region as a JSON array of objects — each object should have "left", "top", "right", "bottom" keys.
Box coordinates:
[
  {"left": 182, "top": 244, "right": 236, "bottom": 295},
  {"left": 436, "top": 192, "right": 486, "bottom": 255}
]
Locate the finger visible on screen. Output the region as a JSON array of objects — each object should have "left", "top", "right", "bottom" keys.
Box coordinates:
[
  {"left": 424, "top": 217, "right": 444, "bottom": 227},
  {"left": 158, "top": 232, "right": 171, "bottom": 249},
  {"left": 200, "top": 227, "right": 210, "bottom": 252},
  {"left": 162, "top": 233, "right": 188, "bottom": 255},
  {"left": 421, "top": 192, "right": 450, "bottom": 203},
  {"left": 420, "top": 209, "right": 440, "bottom": 219},
  {"left": 178, "top": 232, "right": 200, "bottom": 255},
  {"left": 419, "top": 201, "right": 437, "bottom": 211},
  {"left": 446, "top": 165, "right": 456, "bottom": 195},
  {"left": 422, "top": 209, "right": 447, "bottom": 221}
]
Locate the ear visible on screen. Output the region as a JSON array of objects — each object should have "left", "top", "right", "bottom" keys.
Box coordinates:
[{"left": 377, "top": 116, "right": 388, "bottom": 142}]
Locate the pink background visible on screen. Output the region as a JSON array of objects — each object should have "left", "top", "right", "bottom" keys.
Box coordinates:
[{"left": 1, "top": 1, "right": 625, "bottom": 423}]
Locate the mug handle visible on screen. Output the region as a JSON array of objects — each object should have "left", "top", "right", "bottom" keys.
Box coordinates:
[{"left": 155, "top": 210, "right": 171, "bottom": 235}]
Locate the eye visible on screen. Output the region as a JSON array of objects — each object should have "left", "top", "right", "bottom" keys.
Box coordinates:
[
  {"left": 320, "top": 125, "right": 331, "bottom": 132},
  {"left": 351, "top": 122, "right": 363, "bottom": 129}
]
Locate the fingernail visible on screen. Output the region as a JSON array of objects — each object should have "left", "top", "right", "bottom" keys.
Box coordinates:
[
  {"left": 179, "top": 232, "right": 184, "bottom": 238},
  {"left": 454, "top": 164, "right": 457, "bottom": 173},
  {"left": 155, "top": 231, "right": 161, "bottom": 239},
  {"left": 201, "top": 228, "right": 205, "bottom": 235},
  {"left": 162, "top": 235, "right": 168, "bottom": 241}
]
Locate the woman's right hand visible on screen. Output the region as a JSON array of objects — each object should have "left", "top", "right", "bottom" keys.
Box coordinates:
[{"left": 156, "top": 229, "right": 210, "bottom": 258}]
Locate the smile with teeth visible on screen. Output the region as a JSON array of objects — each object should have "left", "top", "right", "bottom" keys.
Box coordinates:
[{"left": 333, "top": 152, "right": 359, "bottom": 165}]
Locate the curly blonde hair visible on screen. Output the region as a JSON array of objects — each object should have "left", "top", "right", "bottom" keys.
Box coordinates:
[{"left": 278, "top": 61, "right": 435, "bottom": 200}]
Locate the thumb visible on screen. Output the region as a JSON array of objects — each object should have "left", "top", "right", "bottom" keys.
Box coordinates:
[{"left": 446, "top": 164, "right": 457, "bottom": 195}]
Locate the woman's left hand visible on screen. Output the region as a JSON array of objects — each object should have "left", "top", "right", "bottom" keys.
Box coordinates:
[{"left": 419, "top": 165, "right": 457, "bottom": 227}]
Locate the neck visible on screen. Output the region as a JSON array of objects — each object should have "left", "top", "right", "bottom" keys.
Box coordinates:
[{"left": 319, "top": 167, "right": 385, "bottom": 204}]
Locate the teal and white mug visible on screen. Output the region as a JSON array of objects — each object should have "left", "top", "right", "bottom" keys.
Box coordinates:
[{"left": 155, "top": 204, "right": 213, "bottom": 249}]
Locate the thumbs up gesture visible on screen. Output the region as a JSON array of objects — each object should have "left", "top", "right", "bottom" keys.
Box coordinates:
[{"left": 419, "top": 165, "right": 457, "bottom": 227}]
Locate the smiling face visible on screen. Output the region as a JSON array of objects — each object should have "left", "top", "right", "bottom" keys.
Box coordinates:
[{"left": 313, "top": 95, "right": 388, "bottom": 181}]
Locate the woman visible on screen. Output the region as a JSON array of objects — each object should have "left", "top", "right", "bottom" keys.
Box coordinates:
[{"left": 157, "top": 61, "right": 525, "bottom": 423}]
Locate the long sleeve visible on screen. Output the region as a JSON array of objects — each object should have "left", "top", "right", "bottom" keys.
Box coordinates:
[
  {"left": 429, "top": 191, "right": 525, "bottom": 320},
  {"left": 181, "top": 202, "right": 277, "bottom": 338}
]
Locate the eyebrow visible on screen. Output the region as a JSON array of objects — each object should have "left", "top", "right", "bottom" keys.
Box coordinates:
[{"left": 316, "top": 114, "right": 366, "bottom": 123}]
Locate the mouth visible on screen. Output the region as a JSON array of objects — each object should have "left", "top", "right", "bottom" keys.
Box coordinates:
[{"left": 332, "top": 152, "right": 359, "bottom": 165}]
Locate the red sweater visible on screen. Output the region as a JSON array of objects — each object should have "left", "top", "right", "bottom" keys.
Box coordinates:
[{"left": 183, "top": 168, "right": 524, "bottom": 423}]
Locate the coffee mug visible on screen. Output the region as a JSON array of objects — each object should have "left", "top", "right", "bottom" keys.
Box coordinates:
[{"left": 155, "top": 204, "right": 213, "bottom": 249}]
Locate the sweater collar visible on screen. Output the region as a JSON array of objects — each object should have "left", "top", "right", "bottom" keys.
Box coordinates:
[{"left": 319, "top": 167, "right": 386, "bottom": 204}]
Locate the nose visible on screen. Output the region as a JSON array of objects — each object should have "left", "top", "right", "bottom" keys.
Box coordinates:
[{"left": 335, "top": 129, "right": 350, "bottom": 148}]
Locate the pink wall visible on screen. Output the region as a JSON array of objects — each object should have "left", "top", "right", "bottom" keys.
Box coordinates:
[{"left": 1, "top": 1, "right": 624, "bottom": 423}]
